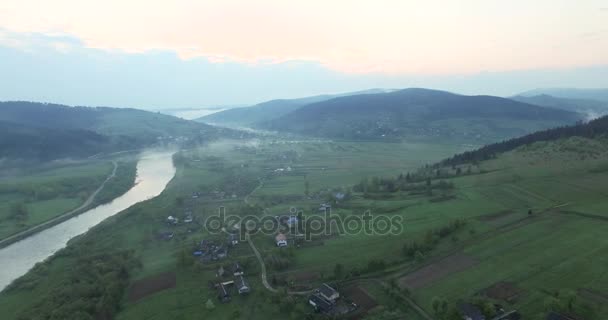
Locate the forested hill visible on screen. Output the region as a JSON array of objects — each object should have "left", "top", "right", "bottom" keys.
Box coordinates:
[
  {"left": 0, "top": 121, "right": 133, "bottom": 160},
  {"left": 440, "top": 115, "right": 608, "bottom": 166},
  {"left": 196, "top": 89, "right": 392, "bottom": 127},
  {"left": 0, "top": 101, "right": 241, "bottom": 160},
  {"left": 259, "top": 88, "right": 583, "bottom": 143}
]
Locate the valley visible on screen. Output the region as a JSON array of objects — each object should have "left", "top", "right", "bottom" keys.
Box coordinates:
[{"left": 1, "top": 128, "right": 606, "bottom": 319}]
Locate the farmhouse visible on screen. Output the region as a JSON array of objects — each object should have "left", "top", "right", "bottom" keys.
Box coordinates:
[
  {"left": 308, "top": 293, "right": 334, "bottom": 313},
  {"left": 318, "top": 283, "right": 340, "bottom": 302},
  {"left": 235, "top": 275, "right": 250, "bottom": 295},
  {"left": 458, "top": 303, "right": 485, "bottom": 320},
  {"left": 275, "top": 233, "right": 288, "bottom": 247}
]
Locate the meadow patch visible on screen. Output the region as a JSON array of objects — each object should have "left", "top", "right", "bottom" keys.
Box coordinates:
[
  {"left": 398, "top": 252, "right": 478, "bottom": 289},
  {"left": 343, "top": 285, "right": 378, "bottom": 319},
  {"left": 128, "top": 271, "right": 176, "bottom": 303},
  {"left": 481, "top": 281, "right": 522, "bottom": 302}
]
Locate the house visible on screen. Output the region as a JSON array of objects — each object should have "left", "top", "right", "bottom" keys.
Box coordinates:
[
  {"left": 184, "top": 214, "right": 193, "bottom": 223},
  {"left": 308, "top": 294, "right": 334, "bottom": 313},
  {"left": 318, "top": 283, "right": 340, "bottom": 302},
  {"left": 319, "top": 204, "right": 331, "bottom": 212},
  {"left": 458, "top": 303, "right": 485, "bottom": 320},
  {"left": 214, "top": 246, "right": 227, "bottom": 260},
  {"left": 166, "top": 216, "right": 178, "bottom": 224},
  {"left": 235, "top": 275, "right": 250, "bottom": 295},
  {"left": 233, "top": 262, "right": 244, "bottom": 276},
  {"left": 275, "top": 233, "right": 288, "bottom": 247},
  {"left": 216, "top": 283, "right": 231, "bottom": 303},
  {"left": 227, "top": 233, "right": 239, "bottom": 246},
  {"left": 158, "top": 231, "right": 173, "bottom": 240}
]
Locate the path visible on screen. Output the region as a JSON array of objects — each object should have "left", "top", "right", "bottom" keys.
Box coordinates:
[
  {"left": 242, "top": 178, "right": 313, "bottom": 295},
  {"left": 0, "top": 161, "right": 118, "bottom": 248}
]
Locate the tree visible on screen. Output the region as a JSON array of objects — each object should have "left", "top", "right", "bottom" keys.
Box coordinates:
[
  {"left": 432, "top": 297, "right": 441, "bottom": 315},
  {"left": 10, "top": 202, "right": 28, "bottom": 221},
  {"left": 333, "top": 263, "right": 344, "bottom": 279},
  {"left": 205, "top": 299, "right": 215, "bottom": 310}
]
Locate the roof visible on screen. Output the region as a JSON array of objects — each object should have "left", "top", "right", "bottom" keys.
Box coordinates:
[
  {"left": 309, "top": 294, "right": 334, "bottom": 311},
  {"left": 458, "top": 303, "right": 485, "bottom": 320},
  {"left": 319, "top": 283, "right": 338, "bottom": 298},
  {"left": 236, "top": 275, "right": 248, "bottom": 289},
  {"left": 217, "top": 283, "right": 229, "bottom": 297},
  {"left": 275, "top": 233, "right": 287, "bottom": 241}
]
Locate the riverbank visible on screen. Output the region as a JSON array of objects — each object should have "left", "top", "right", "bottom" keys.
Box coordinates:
[
  {"left": 0, "top": 160, "right": 137, "bottom": 249},
  {"left": 0, "top": 151, "right": 175, "bottom": 291}
]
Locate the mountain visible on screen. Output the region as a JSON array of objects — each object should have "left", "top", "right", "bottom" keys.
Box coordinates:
[
  {"left": 517, "top": 88, "right": 608, "bottom": 103},
  {"left": 510, "top": 94, "right": 608, "bottom": 119},
  {"left": 259, "top": 88, "right": 583, "bottom": 143},
  {"left": 0, "top": 101, "right": 239, "bottom": 160},
  {"left": 196, "top": 89, "right": 394, "bottom": 127}
]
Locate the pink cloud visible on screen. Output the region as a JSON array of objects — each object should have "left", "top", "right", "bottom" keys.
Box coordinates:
[{"left": 1, "top": 0, "right": 607, "bottom": 74}]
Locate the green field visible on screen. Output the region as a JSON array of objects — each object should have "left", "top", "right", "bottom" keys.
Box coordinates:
[
  {"left": 1, "top": 137, "right": 607, "bottom": 319},
  {"left": 0, "top": 159, "right": 137, "bottom": 242}
]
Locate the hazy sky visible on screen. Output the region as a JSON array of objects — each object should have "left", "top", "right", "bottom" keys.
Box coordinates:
[{"left": 1, "top": 0, "right": 607, "bottom": 108}]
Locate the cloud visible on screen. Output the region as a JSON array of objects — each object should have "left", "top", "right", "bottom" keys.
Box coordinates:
[
  {"left": 0, "top": 28, "right": 82, "bottom": 52},
  {"left": 1, "top": 0, "right": 608, "bottom": 74},
  {"left": 1, "top": 30, "right": 607, "bottom": 108}
]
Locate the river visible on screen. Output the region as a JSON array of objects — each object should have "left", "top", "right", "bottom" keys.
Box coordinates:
[{"left": 0, "top": 150, "right": 176, "bottom": 290}]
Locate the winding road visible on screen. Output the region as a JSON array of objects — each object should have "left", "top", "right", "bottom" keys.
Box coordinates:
[{"left": 242, "top": 178, "right": 313, "bottom": 295}]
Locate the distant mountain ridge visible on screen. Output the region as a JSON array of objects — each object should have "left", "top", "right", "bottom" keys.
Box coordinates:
[
  {"left": 258, "top": 88, "right": 582, "bottom": 143},
  {"left": 0, "top": 101, "right": 237, "bottom": 160},
  {"left": 517, "top": 88, "right": 608, "bottom": 103},
  {"left": 196, "top": 89, "right": 395, "bottom": 126},
  {"left": 511, "top": 94, "right": 608, "bottom": 119}
]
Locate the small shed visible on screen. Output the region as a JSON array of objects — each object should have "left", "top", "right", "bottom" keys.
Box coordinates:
[{"left": 275, "top": 233, "right": 288, "bottom": 247}]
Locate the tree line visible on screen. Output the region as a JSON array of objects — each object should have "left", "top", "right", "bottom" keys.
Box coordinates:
[{"left": 439, "top": 115, "right": 608, "bottom": 167}]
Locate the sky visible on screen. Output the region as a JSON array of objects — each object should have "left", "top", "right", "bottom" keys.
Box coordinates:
[{"left": 0, "top": 0, "right": 607, "bottom": 109}]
